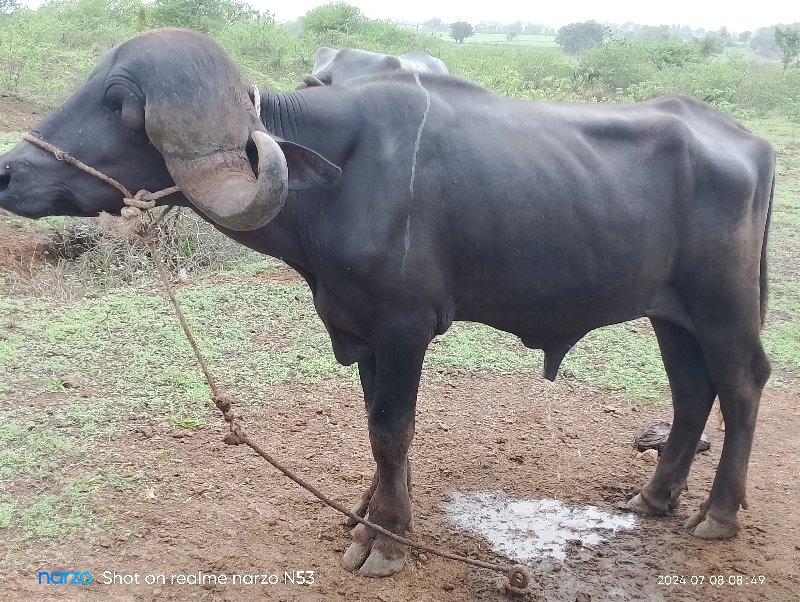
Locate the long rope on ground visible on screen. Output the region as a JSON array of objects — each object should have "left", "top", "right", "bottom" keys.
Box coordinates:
[
  {"left": 144, "top": 234, "right": 530, "bottom": 591},
  {"left": 22, "top": 129, "right": 532, "bottom": 594}
]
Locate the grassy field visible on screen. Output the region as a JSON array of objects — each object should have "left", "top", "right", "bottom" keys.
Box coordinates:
[
  {"left": 438, "top": 33, "right": 557, "bottom": 47},
  {"left": 0, "top": 133, "right": 20, "bottom": 153}
]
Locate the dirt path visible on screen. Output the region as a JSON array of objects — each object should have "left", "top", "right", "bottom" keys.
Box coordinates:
[
  {"left": 2, "top": 373, "right": 797, "bottom": 602},
  {"left": 0, "top": 97, "right": 45, "bottom": 133}
]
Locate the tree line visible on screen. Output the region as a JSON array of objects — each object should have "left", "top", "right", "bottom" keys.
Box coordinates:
[{"left": 553, "top": 19, "right": 800, "bottom": 67}]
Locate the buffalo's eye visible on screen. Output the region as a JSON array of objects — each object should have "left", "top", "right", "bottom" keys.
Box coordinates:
[
  {"left": 105, "top": 84, "right": 144, "bottom": 132},
  {"left": 121, "top": 95, "right": 145, "bottom": 131}
]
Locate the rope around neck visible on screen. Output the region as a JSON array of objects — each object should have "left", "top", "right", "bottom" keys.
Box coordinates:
[{"left": 21, "top": 127, "right": 532, "bottom": 594}]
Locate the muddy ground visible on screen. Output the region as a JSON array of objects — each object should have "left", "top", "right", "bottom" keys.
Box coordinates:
[
  {"left": 1, "top": 371, "right": 798, "bottom": 602},
  {"left": 0, "top": 96, "right": 45, "bottom": 133}
]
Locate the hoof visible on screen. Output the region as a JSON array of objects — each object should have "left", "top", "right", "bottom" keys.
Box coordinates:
[
  {"left": 342, "top": 539, "right": 371, "bottom": 572},
  {"left": 358, "top": 543, "right": 407, "bottom": 577},
  {"left": 688, "top": 515, "right": 739, "bottom": 540},
  {"left": 341, "top": 524, "right": 407, "bottom": 577},
  {"left": 627, "top": 493, "right": 666, "bottom": 516},
  {"left": 684, "top": 507, "right": 705, "bottom": 531}
]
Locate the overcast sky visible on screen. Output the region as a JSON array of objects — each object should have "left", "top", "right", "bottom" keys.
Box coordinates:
[{"left": 255, "top": 0, "right": 794, "bottom": 33}]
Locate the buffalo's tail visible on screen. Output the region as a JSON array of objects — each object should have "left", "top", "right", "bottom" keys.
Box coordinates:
[{"left": 760, "top": 167, "right": 775, "bottom": 329}]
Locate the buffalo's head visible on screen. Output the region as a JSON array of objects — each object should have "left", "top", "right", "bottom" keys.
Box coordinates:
[{"left": 0, "top": 28, "right": 339, "bottom": 231}]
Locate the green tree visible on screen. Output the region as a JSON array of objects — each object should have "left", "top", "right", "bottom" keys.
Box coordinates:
[
  {"left": 775, "top": 26, "right": 800, "bottom": 70},
  {"left": 523, "top": 23, "right": 546, "bottom": 35},
  {"left": 421, "top": 17, "right": 442, "bottom": 33},
  {"left": 301, "top": 2, "right": 365, "bottom": 36},
  {"left": 646, "top": 40, "right": 701, "bottom": 69},
  {"left": 450, "top": 21, "right": 473, "bottom": 44},
  {"left": 696, "top": 34, "right": 724, "bottom": 57},
  {"left": 636, "top": 25, "right": 671, "bottom": 41},
  {"left": 1, "top": 0, "right": 19, "bottom": 14},
  {"left": 148, "top": 0, "right": 257, "bottom": 33},
  {"left": 555, "top": 21, "right": 608, "bottom": 54},
  {"left": 750, "top": 26, "right": 779, "bottom": 59}
]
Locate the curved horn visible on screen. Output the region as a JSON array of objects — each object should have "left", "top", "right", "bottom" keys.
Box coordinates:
[
  {"left": 122, "top": 30, "right": 289, "bottom": 231},
  {"left": 163, "top": 131, "right": 288, "bottom": 231}
]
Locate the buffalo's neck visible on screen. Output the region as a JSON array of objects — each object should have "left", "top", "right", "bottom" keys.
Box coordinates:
[
  {"left": 215, "top": 185, "right": 323, "bottom": 273},
  {"left": 261, "top": 89, "right": 310, "bottom": 142},
  {"left": 261, "top": 88, "right": 354, "bottom": 166},
  {"left": 220, "top": 88, "right": 350, "bottom": 273}
]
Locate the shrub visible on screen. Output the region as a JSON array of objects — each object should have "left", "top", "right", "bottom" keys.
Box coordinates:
[
  {"left": 442, "top": 45, "right": 575, "bottom": 100},
  {"left": 147, "top": 0, "right": 256, "bottom": 34},
  {"left": 19, "top": 211, "right": 259, "bottom": 290},
  {"left": 215, "top": 16, "right": 307, "bottom": 89},
  {"left": 300, "top": 2, "right": 365, "bottom": 37}
]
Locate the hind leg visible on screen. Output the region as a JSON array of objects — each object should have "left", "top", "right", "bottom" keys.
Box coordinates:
[
  {"left": 683, "top": 333, "right": 769, "bottom": 539},
  {"left": 628, "top": 318, "right": 717, "bottom": 515}
]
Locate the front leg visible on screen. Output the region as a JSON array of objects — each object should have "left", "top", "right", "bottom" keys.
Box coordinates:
[
  {"left": 342, "top": 330, "right": 428, "bottom": 577},
  {"left": 347, "top": 355, "right": 411, "bottom": 526}
]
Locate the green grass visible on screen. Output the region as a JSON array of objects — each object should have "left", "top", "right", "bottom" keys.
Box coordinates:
[
  {"left": 0, "top": 496, "right": 14, "bottom": 528},
  {"left": 0, "top": 132, "right": 22, "bottom": 153},
  {"left": 17, "top": 475, "right": 103, "bottom": 539},
  {"left": 428, "top": 319, "right": 668, "bottom": 402},
  {"left": 2, "top": 273, "right": 674, "bottom": 425},
  {"left": 0, "top": 418, "right": 91, "bottom": 479},
  {"left": 0, "top": 474, "right": 105, "bottom": 543},
  {"left": 764, "top": 321, "right": 800, "bottom": 374},
  {"left": 745, "top": 118, "right": 800, "bottom": 380}
]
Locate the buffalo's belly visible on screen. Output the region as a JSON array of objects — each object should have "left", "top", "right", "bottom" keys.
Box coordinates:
[
  {"left": 442, "top": 228, "right": 674, "bottom": 337},
  {"left": 450, "top": 276, "right": 660, "bottom": 338}
]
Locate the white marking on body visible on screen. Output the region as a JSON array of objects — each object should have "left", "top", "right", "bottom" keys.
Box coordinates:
[
  {"left": 251, "top": 85, "right": 261, "bottom": 120},
  {"left": 409, "top": 73, "right": 431, "bottom": 198},
  {"left": 402, "top": 74, "right": 431, "bottom": 276},
  {"left": 400, "top": 215, "right": 411, "bottom": 276}
]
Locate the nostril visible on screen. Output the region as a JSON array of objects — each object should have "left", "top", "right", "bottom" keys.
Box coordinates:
[{"left": 0, "top": 168, "right": 10, "bottom": 192}]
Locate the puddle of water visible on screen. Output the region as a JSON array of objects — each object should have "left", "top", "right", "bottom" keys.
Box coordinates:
[{"left": 443, "top": 491, "right": 636, "bottom": 561}]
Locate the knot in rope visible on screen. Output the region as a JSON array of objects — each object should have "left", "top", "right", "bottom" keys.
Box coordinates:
[
  {"left": 121, "top": 191, "right": 158, "bottom": 220},
  {"left": 120, "top": 194, "right": 159, "bottom": 241},
  {"left": 223, "top": 424, "right": 248, "bottom": 446},
  {"left": 213, "top": 392, "right": 234, "bottom": 414}
]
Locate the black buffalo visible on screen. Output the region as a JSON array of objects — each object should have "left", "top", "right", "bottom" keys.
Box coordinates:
[
  {"left": 0, "top": 30, "right": 775, "bottom": 577},
  {"left": 299, "top": 46, "right": 449, "bottom": 87}
]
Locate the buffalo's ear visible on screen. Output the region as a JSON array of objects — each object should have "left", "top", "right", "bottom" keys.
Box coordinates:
[
  {"left": 276, "top": 139, "right": 341, "bottom": 190},
  {"left": 302, "top": 74, "right": 326, "bottom": 87}
]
